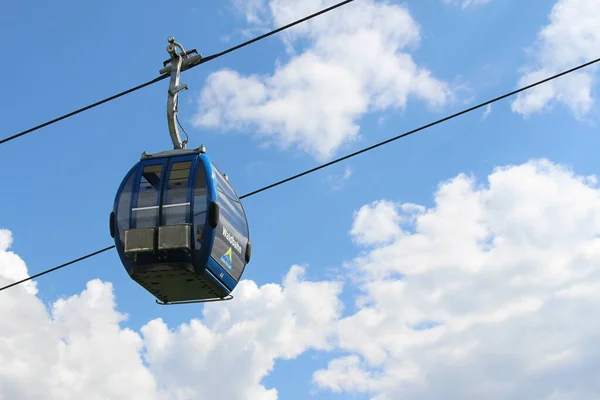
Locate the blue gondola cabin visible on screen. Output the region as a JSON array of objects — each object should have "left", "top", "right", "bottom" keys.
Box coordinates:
[{"left": 109, "top": 147, "right": 251, "bottom": 305}]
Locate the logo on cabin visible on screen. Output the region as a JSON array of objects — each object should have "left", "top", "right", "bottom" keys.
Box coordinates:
[
  {"left": 222, "top": 226, "right": 242, "bottom": 254},
  {"left": 220, "top": 247, "right": 233, "bottom": 269}
]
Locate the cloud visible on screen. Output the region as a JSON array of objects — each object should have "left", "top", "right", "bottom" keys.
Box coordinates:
[
  {"left": 141, "top": 266, "right": 343, "bottom": 399},
  {"left": 511, "top": 0, "right": 600, "bottom": 118},
  {"left": 0, "top": 265, "right": 158, "bottom": 399},
  {"left": 232, "top": 0, "right": 269, "bottom": 25},
  {"left": 4, "top": 158, "right": 600, "bottom": 399},
  {"left": 443, "top": 0, "right": 493, "bottom": 8},
  {"left": 325, "top": 166, "right": 353, "bottom": 191},
  {"left": 0, "top": 229, "right": 37, "bottom": 295},
  {"left": 0, "top": 234, "right": 343, "bottom": 400},
  {"left": 482, "top": 103, "right": 492, "bottom": 120},
  {"left": 193, "top": 0, "right": 453, "bottom": 161},
  {"left": 316, "top": 159, "right": 600, "bottom": 399},
  {"left": 349, "top": 200, "right": 403, "bottom": 246}
]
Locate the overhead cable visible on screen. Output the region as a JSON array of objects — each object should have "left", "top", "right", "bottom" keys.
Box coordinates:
[
  {"left": 239, "top": 56, "right": 600, "bottom": 198},
  {"left": 0, "top": 246, "right": 114, "bottom": 292},
  {"left": 0, "top": 0, "right": 356, "bottom": 146},
  {"left": 2, "top": 55, "right": 598, "bottom": 294}
]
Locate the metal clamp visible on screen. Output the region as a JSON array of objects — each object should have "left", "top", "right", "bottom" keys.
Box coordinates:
[{"left": 166, "top": 36, "right": 189, "bottom": 150}]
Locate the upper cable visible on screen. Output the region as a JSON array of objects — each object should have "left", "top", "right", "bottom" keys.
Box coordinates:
[{"left": 0, "top": 0, "right": 357, "bottom": 147}]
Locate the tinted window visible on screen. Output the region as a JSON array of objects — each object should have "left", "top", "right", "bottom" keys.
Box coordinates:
[
  {"left": 211, "top": 166, "right": 249, "bottom": 281},
  {"left": 214, "top": 168, "right": 248, "bottom": 238},
  {"left": 193, "top": 161, "right": 208, "bottom": 249},
  {"left": 116, "top": 168, "right": 136, "bottom": 246},
  {"left": 133, "top": 164, "right": 163, "bottom": 228},
  {"left": 162, "top": 161, "right": 192, "bottom": 225},
  {"left": 215, "top": 169, "right": 238, "bottom": 201}
]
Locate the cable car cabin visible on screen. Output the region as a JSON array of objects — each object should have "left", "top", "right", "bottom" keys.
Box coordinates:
[{"left": 109, "top": 147, "right": 251, "bottom": 305}]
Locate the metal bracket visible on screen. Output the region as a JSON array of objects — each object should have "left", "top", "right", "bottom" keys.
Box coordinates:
[
  {"left": 155, "top": 294, "right": 234, "bottom": 305},
  {"left": 160, "top": 49, "right": 203, "bottom": 75},
  {"left": 165, "top": 36, "right": 190, "bottom": 150}
]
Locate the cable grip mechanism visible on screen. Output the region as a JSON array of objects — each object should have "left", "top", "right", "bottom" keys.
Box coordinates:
[{"left": 165, "top": 36, "right": 190, "bottom": 150}]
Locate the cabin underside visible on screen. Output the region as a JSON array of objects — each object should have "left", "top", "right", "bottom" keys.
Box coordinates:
[{"left": 131, "top": 263, "right": 225, "bottom": 303}]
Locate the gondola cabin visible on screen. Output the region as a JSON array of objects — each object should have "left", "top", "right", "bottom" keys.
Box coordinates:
[{"left": 109, "top": 147, "right": 251, "bottom": 304}]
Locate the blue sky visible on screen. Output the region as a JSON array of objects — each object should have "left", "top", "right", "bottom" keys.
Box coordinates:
[{"left": 2, "top": 0, "right": 600, "bottom": 399}]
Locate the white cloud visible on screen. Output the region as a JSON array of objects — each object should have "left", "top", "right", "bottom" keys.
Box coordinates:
[
  {"left": 325, "top": 166, "right": 353, "bottom": 191},
  {"left": 316, "top": 159, "right": 600, "bottom": 399},
  {"left": 482, "top": 103, "right": 492, "bottom": 120},
  {"left": 0, "top": 234, "right": 343, "bottom": 400},
  {"left": 443, "top": 0, "right": 493, "bottom": 9},
  {"left": 511, "top": 0, "right": 600, "bottom": 118},
  {"left": 341, "top": 167, "right": 352, "bottom": 180},
  {"left": 194, "top": 0, "right": 453, "bottom": 161},
  {"left": 0, "top": 229, "right": 37, "bottom": 295},
  {"left": 0, "top": 229, "right": 12, "bottom": 250},
  {"left": 0, "top": 266, "right": 158, "bottom": 400},
  {"left": 350, "top": 200, "right": 402, "bottom": 246},
  {"left": 233, "top": 0, "right": 269, "bottom": 25},
  {"left": 141, "top": 266, "right": 343, "bottom": 399},
  {"left": 4, "top": 158, "right": 600, "bottom": 399}
]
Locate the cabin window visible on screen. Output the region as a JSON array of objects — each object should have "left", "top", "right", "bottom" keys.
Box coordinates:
[
  {"left": 211, "top": 165, "right": 249, "bottom": 281},
  {"left": 162, "top": 161, "right": 192, "bottom": 225},
  {"left": 133, "top": 164, "right": 163, "bottom": 228},
  {"left": 116, "top": 169, "right": 136, "bottom": 242},
  {"left": 193, "top": 161, "right": 208, "bottom": 248},
  {"left": 214, "top": 168, "right": 249, "bottom": 239}
]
